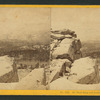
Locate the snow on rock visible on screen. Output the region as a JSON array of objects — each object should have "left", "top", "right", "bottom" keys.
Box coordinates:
[
  {"left": 14, "top": 68, "right": 46, "bottom": 90},
  {"left": 51, "top": 33, "right": 65, "bottom": 40},
  {"left": 50, "top": 77, "right": 100, "bottom": 90},
  {"left": 68, "top": 57, "right": 96, "bottom": 83},
  {"left": 50, "top": 59, "right": 71, "bottom": 82},
  {"left": 52, "top": 38, "right": 75, "bottom": 61},
  {"left": 52, "top": 39, "right": 73, "bottom": 57},
  {"left": 50, "top": 59, "right": 71, "bottom": 71}
]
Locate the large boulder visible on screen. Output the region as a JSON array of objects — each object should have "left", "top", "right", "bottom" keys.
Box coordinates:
[
  {"left": 50, "top": 59, "right": 71, "bottom": 82},
  {"left": 51, "top": 30, "right": 82, "bottom": 61},
  {"left": 68, "top": 57, "right": 99, "bottom": 84},
  {"left": 52, "top": 38, "right": 75, "bottom": 61},
  {"left": 14, "top": 68, "right": 46, "bottom": 90}
]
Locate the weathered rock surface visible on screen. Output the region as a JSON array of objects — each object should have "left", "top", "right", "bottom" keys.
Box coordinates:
[
  {"left": 68, "top": 57, "right": 98, "bottom": 84},
  {"left": 50, "top": 77, "right": 100, "bottom": 90},
  {"left": 50, "top": 59, "right": 71, "bottom": 82},
  {"left": 52, "top": 38, "right": 75, "bottom": 60},
  {"left": 14, "top": 68, "right": 46, "bottom": 90},
  {"left": 50, "top": 29, "right": 100, "bottom": 90}
]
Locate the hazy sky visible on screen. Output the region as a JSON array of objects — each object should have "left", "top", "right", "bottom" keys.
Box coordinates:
[
  {"left": 51, "top": 8, "right": 100, "bottom": 42},
  {"left": 0, "top": 8, "right": 50, "bottom": 44}
]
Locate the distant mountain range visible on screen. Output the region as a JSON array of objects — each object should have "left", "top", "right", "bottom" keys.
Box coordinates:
[{"left": 0, "top": 39, "right": 49, "bottom": 54}]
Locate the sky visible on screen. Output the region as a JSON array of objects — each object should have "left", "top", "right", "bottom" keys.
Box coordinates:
[
  {"left": 0, "top": 8, "right": 50, "bottom": 44},
  {"left": 51, "top": 8, "right": 100, "bottom": 42}
]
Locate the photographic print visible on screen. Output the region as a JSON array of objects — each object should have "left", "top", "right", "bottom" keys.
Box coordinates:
[
  {"left": 50, "top": 8, "right": 100, "bottom": 90},
  {"left": 0, "top": 7, "right": 50, "bottom": 90},
  {"left": 0, "top": 5, "right": 100, "bottom": 95}
]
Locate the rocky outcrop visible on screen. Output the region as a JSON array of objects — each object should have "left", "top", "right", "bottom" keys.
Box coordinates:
[
  {"left": 50, "top": 29, "right": 100, "bottom": 90},
  {"left": 50, "top": 59, "right": 71, "bottom": 82},
  {"left": 14, "top": 68, "right": 46, "bottom": 90},
  {"left": 50, "top": 29, "right": 82, "bottom": 82},
  {"left": 51, "top": 30, "right": 82, "bottom": 62},
  {"left": 68, "top": 57, "right": 98, "bottom": 84}
]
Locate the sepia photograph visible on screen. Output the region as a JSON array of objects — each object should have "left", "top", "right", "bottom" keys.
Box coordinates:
[
  {"left": 0, "top": 0, "right": 99, "bottom": 97},
  {"left": 0, "top": 8, "right": 50, "bottom": 90},
  {"left": 1, "top": 6, "right": 100, "bottom": 92},
  {"left": 50, "top": 8, "right": 100, "bottom": 90}
]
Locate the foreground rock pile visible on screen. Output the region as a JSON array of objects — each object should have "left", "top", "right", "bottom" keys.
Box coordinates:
[
  {"left": 50, "top": 29, "right": 100, "bottom": 90},
  {"left": 50, "top": 29, "right": 82, "bottom": 82},
  {"left": 0, "top": 56, "right": 47, "bottom": 90}
]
